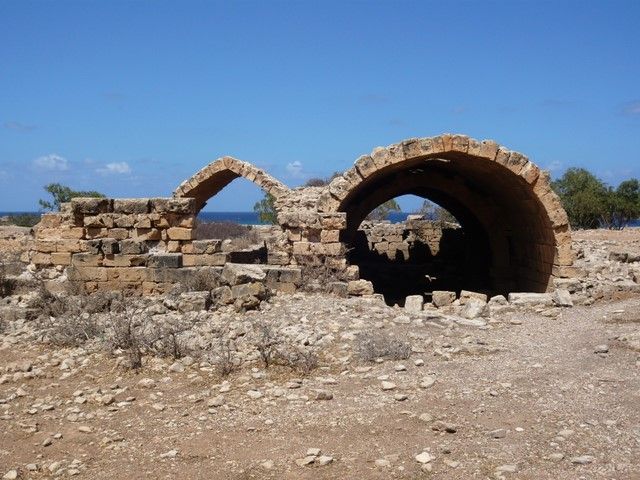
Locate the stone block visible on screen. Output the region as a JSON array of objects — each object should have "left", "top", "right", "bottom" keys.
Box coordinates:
[
  {"left": 51, "top": 252, "right": 72, "bottom": 265},
  {"left": 405, "top": 295, "right": 424, "bottom": 313},
  {"left": 31, "top": 252, "right": 52, "bottom": 265},
  {"left": 167, "top": 227, "right": 195, "bottom": 241},
  {"left": 107, "top": 228, "right": 130, "bottom": 240},
  {"left": 113, "top": 199, "right": 150, "bottom": 214},
  {"left": 36, "top": 240, "right": 57, "bottom": 253},
  {"left": 432, "top": 290, "right": 456, "bottom": 307},
  {"left": 147, "top": 253, "right": 183, "bottom": 268},
  {"left": 182, "top": 253, "right": 227, "bottom": 266},
  {"left": 551, "top": 289, "right": 573, "bottom": 307},
  {"left": 83, "top": 215, "right": 114, "bottom": 228},
  {"left": 190, "top": 239, "right": 222, "bottom": 254},
  {"left": 320, "top": 213, "right": 347, "bottom": 230},
  {"left": 71, "top": 197, "right": 111, "bottom": 214},
  {"left": 67, "top": 266, "right": 108, "bottom": 282},
  {"left": 102, "top": 238, "right": 120, "bottom": 255},
  {"left": 150, "top": 198, "right": 196, "bottom": 214},
  {"left": 328, "top": 281, "right": 349, "bottom": 297},
  {"left": 231, "top": 282, "right": 267, "bottom": 300},
  {"left": 38, "top": 213, "right": 61, "bottom": 228},
  {"left": 347, "top": 279, "right": 374, "bottom": 296},
  {"left": 133, "top": 228, "right": 161, "bottom": 241},
  {"left": 71, "top": 253, "right": 102, "bottom": 267},
  {"left": 120, "top": 239, "right": 148, "bottom": 255},
  {"left": 320, "top": 229, "right": 340, "bottom": 243},
  {"left": 107, "top": 267, "right": 148, "bottom": 283},
  {"left": 459, "top": 290, "right": 488, "bottom": 305},
  {"left": 133, "top": 216, "right": 152, "bottom": 228},
  {"left": 508, "top": 292, "right": 553, "bottom": 306},
  {"left": 222, "top": 263, "right": 266, "bottom": 285},
  {"left": 103, "top": 254, "right": 148, "bottom": 267}
]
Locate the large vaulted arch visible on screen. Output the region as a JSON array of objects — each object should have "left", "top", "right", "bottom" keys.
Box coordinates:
[{"left": 320, "top": 134, "right": 572, "bottom": 293}]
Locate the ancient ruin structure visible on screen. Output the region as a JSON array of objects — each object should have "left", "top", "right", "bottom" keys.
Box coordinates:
[{"left": 29, "top": 134, "right": 574, "bottom": 301}]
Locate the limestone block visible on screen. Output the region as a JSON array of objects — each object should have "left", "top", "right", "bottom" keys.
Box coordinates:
[
  {"left": 190, "top": 239, "right": 222, "bottom": 254},
  {"left": 328, "top": 282, "right": 349, "bottom": 297},
  {"left": 103, "top": 254, "right": 148, "bottom": 267},
  {"left": 107, "top": 267, "right": 148, "bottom": 283},
  {"left": 113, "top": 199, "right": 150, "bottom": 214},
  {"left": 71, "top": 253, "right": 103, "bottom": 267},
  {"left": 167, "top": 227, "right": 195, "bottom": 241},
  {"left": 51, "top": 252, "right": 72, "bottom": 265},
  {"left": 38, "top": 213, "right": 61, "bottom": 228},
  {"left": 67, "top": 266, "right": 108, "bottom": 282},
  {"left": 71, "top": 198, "right": 111, "bottom": 214},
  {"left": 31, "top": 252, "right": 52, "bottom": 265},
  {"left": 431, "top": 290, "right": 456, "bottom": 307},
  {"left": 36, "top": 240, "right": 57, "bottom": 253},
  {"left": 231, "top": 282, "right": 267, "bottom": 300},
  {"left": 83, "top": 215, "right": 114, "bottom": 228},
  {"left": 85, "top": 228, "right": 109, "bottom": 239},
  {"left": 508, "top": 292, "right": 553, "bottom": 306},
  {"left": 222, "top": 263, "right": 266, "bottom": 285},
  {"left": 114, "top": 215, "right": 136, "bottom": 228},
  {"left": 354, "top": 155, "right": 377, "bottom": 178},
  {"left": 267, "top": 252, "right": 290, "bottom": 265},
  {"left": 320, "top": 229, "right": 340, "bottom": 243},
  {"left": 133, "top": 228, "right": 162, "bottom": 241},
  {"left": 134, "top": 216, "right": 152, "bottom": 229},
  {"left": 150, "top": 198, "right": 196, "bottom": 214},
  {"left": 551, "top": 289, "right": 573, "bottom": 307},
  {"left": 347, "top": 279, "right": 374, "bottom": 296},
  {"left": 107, "top": 228, "right": 130, "bottom": 240},
  {"left": 405, "top": 295, "right": 424, "bottom": 313},
  {"left": 57, "top": 239, "right": 85, "bottom": 253},
  {"left": 320, "top": 214, "right": 347, "bottom": 230},
  {"left": 166, "top": 241, "right": 181, "bottom": 253},
  {"left": 459, "top": 290, "right": 488, "bottom": 305},
  {"left": 461, "top": 298, "right": 488, "bottom": 319},
  {"left": 147, "top": 254, "right": 183, "bottom": 268},
  {"left": 292, "top": 241, "right": 312, "bottom": 255},
  {"left": 102, "top": 238, "right": 119, "bottom": 255},
  {"left": 182, "top": 253, "right": 227, "bottom": 267},
  {"left": 273, "top": 282, "right": 297, "bottom": 294},
  {"left": 118, "top": 239, "right": 147, "bottom": 255}
]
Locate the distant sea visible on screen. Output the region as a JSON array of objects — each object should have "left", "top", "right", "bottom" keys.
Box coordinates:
[{"left": 2, "top": 211, "right": 640, "bottom": 227}]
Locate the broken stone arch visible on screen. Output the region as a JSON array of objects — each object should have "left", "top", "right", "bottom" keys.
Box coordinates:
[
  {"left": 31, "top": 133, "right": 573, "bottom": 297},
  {"left": 174, "top": 156, "right": 290, "bottom": 212}
]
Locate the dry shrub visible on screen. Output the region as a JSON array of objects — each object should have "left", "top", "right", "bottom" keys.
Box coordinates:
[
  {"left": 252, "top": 320, "right": 282, "bottom": 368},
  {"left": 184, "top": 269, "right": 221, "bottom": 292},
  {"left": 294, "top": 256, "right": 346, "bottom": 293},
  {"left": 355, "top": 331, "right": 412, "bottom": 362},
  {"left": 45, "top": 312, "right": 104, "bottom": 347},
  {"left": 276, "top": 345, "right": 319, "bottom": 375},
  {"left": 209, "top": 338, "right": 237, "bottom": 377}
]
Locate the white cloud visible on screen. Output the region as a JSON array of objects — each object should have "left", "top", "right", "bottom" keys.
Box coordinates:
[
  {"left": 33, "top": 154, "right": 69, "bottom": 171},
  {"left": 285, "top": 160, "right": 304, "bottom": 178},
  {"left": 97, "top": 162, "right": 131, "bottom": 175}
]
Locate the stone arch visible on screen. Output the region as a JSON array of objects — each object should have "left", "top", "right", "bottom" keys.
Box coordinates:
[
  {"left": 174, "top": 156, "right": 290, "bottom": 211},
  {"left": 320, "top": 134, "right": 572, "bottom": 293}
]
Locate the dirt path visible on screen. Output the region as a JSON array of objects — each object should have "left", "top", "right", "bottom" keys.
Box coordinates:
[{"left": 2, "top": 295, "right": 639, "bottom": 479}]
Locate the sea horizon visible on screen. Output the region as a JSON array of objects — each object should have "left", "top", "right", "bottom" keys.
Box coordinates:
[{"left": 1, "top": 211, "right": 640, "bottom": 228}]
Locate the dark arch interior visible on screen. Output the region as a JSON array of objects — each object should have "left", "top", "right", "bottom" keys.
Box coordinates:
[{"left": 340, "top": 153, "right": 556, "bottom": 303}]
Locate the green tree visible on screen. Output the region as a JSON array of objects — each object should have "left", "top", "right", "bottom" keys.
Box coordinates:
[
  {"left": 417, "top": 200, "right": 458, "bottom": 225},
  {"left": 253, "top": 193, "right": 278, "bottom": 225},
  {"left": 604, "top": 179, "right": 640, "bottom": 229},
  {"left": 39, "top": 183, "right": 105, "bottom": 211},
  {"left": 551, "top": 168, "right": 609, "bottom": 229},
  {"left": 367, "top": 199, "right": 401, "bottom": 221}
]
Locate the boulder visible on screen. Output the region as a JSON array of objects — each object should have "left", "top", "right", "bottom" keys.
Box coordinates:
[
  {"left": 404, "top": 295, "right": 424, "bottom": 313},
  {"left": 177, "top": 291, "right": 211, "bottom": 312},
  {"left": 461, "top": 298, "right": 488, "bottom": 319},
  {"left": 551, "top": 288, "right": 573, "bottom": 307},
  {"left": 221, "top": 263, "right": 266, "bottom": 285},
  {"left": 432, "top": 290, "right": 456, "bottom": 308},
  {"left": 508, "top": 292, "right": 553, "bottom": 307},
  {"left": 347, "top": 280, "right": 374, "bottom": 296},
  {"left": 459, "top": 290, "right": 487, "bottom": 305}
]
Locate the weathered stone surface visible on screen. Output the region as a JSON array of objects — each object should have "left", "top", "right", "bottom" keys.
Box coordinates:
[
  {"left": 404, "top": 295, "right": 424, "bottom": 313},
  {"left": 147, "top": 254, "right": 182, "bottom": 268},
  {"left": 113, "top": 199, "right": 150, "bottom": 214},
  {"left": 432, "top": 290, "right": 456, "bottom": 307},
  {"left": 508, "top": 292, "right": 554, "bottom": 306},
  {"left": 551, "top": 288, "right": 573, "bottom": 307},
  {"left": 347, "top": 280, "right": 374, "bottom": 296},
  {"left": 459, "top": 290, "right": 488, "bottom": 305},
  {"left": 222, "top": 263, "right": 267, "bottom": 285}
]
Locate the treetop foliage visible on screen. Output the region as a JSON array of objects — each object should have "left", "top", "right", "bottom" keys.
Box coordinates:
[
  {"left": 551, "top": 168, "right": 640, "bottom": 229},
  {"left": 39, "top": 183, "right": 105, "bottom": 212}
]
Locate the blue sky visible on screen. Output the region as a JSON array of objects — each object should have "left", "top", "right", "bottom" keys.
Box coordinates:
[{"left": 1, "top": 0, "right": 639, "bottom": 212}]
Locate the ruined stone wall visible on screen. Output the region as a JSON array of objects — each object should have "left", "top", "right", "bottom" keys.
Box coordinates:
[
  {"left": 357, "top": 218, "right": 461, "bottom": 261},
  {"left": 28, "top": 134, "right": 575, "bottom": 297},
  {"left": 29, "top": 197, "right": 317, "bottom": 295}
]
